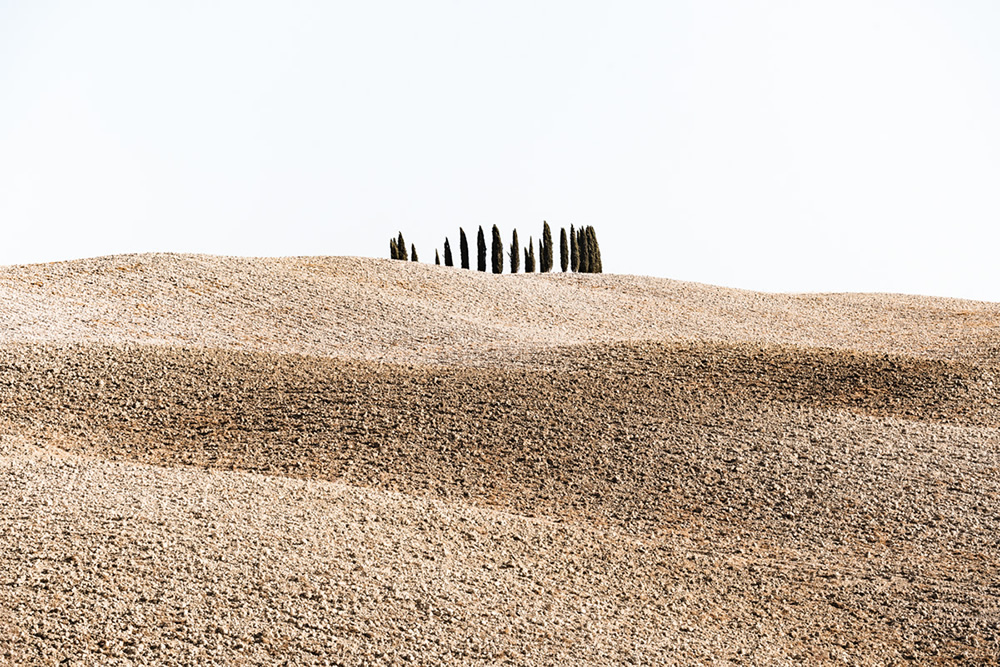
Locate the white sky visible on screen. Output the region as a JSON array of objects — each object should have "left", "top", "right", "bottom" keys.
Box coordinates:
[{"left": 2, "top": 1, "right": 999, "bottom": 301}]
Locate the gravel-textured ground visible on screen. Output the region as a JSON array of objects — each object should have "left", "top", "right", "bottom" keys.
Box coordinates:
[{"left": 1, "top": 254, "right": 999, "bottom": 665}]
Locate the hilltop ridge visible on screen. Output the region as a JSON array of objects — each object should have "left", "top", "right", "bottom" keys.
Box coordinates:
[{"left": 1, "top": 253, "right": 996, "bottom": 365}]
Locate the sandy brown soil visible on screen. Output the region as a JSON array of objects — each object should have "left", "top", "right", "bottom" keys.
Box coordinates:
[{"left": 1, "top": 254, "right": 999, "bottom": 665}]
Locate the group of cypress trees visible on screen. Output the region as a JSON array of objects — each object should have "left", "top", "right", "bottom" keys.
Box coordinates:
[
  {"left": 570, "top": 224, "right": 603, "bottom": 273},
  {"left": 388, "top": 232, "right": 419, "bottom": 263},
  {"left": 388, "top": 221, "right": 602, "bottom": 274}
]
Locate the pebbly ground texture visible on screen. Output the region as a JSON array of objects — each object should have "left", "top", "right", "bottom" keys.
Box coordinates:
[{"left": 1, "top": 254, "right": 999, "bottom": 666}]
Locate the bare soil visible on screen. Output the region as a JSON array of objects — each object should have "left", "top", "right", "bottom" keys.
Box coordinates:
[{"left": 1, "top": 255, "right": 999, "bottom": 665}]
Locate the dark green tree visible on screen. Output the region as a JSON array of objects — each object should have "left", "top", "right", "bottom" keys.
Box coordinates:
[
  {"left": 577, "top": 227, "right": 589, "bottom": 273},
  {"left": 509, "top": 229, "right": 520, "bottom": 274},
  {"left": 435, "top": 249, "right": 440, "bottom": 265},
  {"left": 459, "top": 228, "right": 470, "bottom": 269},
  {"left": 525, "top": 237, "right": 536, "bottom": 273},
  {"left": 477, "top": 226, "right": 486, "bottom": 272},
  {"left": 411, "top": 244, "right": 418, "bottom": 262},
  {"left": 570, "top": 224, "right": 578, "bottom": 272},
  {"left": 397, "top": 232, "right": 407, "bottom": 261},
  {"left": 588, "top": 226, "right": 603, "bottom": 273},
  {"left": 444, "top": 238, "right": 454, "bottom": 267},
  {"left": 559, "top": 227, "right": 568, "bottom": 272},
  {"left": 491, "top": 225, "right": 503, "bottom": 274},
  {"left": 390, "top": 238, "right": 399, "bottom": 260},
  {"left": 541, "top": 221, "right": 553, "bottom": 273}
]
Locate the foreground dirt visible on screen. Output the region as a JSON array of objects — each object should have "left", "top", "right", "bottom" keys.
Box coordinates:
[{"left": 1, "top": 339, "right": 999, "bottom": 664}]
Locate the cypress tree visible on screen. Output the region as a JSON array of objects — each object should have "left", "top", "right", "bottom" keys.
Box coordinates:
[
  {"left": 444, "top": 238, "right": 454, "bottom": 267},
  {"left": 559, "top": 227, "right": 568, "bottom": 272},
  {"left": 541, "top": 221, "right": 553, "bottom": 273},
  {"left": 390, "top": 238, "right": 399, "bottom": 260},
  {"left": 583, "top": 226, "right": 599, "bottom": 273},
  {"left": 589, "top": 226, "right": 603, "bottom": 273},
  {"left": 577, "top": 227, "right": 589, "bottom": 273},
  {"left": 476, "top": 226, "right": 486, "bottom": 272},
  {"left": 435, "top": 250, "right": 440, "bottom": 265},
  {"left": 459, "top": 228, "right": 470, "bottom": 269},
  {"left": 538, "top": 238, "right": 546, "bottom": 273},
  {"left": 525, "top": 237, "right": 535, "bottom": 273},
  {"left": 509, "top": 229, "right": 520, "bottom": 274},
  {"left": 570, "top": 224, "right": 578, "bottom": 272},
  {"left": 397, "top": 232, "right": 407, "bottom": 261},
  {"left": 491, "top": 225, "right": 503, "bottom": 274},
  {"left": 411, "top": 244, "right": 418, "bottom": 262}
]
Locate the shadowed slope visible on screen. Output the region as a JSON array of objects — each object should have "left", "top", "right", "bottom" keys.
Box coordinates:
[{"left": 3, "top": 341, "right": 997, "bottom": 530}]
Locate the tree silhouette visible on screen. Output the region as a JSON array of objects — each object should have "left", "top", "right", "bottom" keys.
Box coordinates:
[
  {"left": 570, "top": 224, "right": 578, "bottom": 272},
  {"left": 477, "top": 226, "right": 487, "bottom": 272},
  {"left": 559, "top": 227, "right": 568, "bottom": 272},
  {"left": 541, "top": 221, "right": 553, "bottom": 273},
  {"left": 444, "top": 238, "right": 453, "bottom": 267},
  {"left": 491, "top": 225, "right": 503, "bottom": 274},
  {"left": 588, "top": 226, "right": 603, "bottom": 273},
  {"left": 509, "top": 229, "right": 520, "bottom": 274},
  {"left": 397, "top": 232, "right": 407, "bottom": 261},
  {"left": 459, "top": 228, "right": 470, "bottom": 269}
]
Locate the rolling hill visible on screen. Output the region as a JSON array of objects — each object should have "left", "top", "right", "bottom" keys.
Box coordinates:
[{"left": 1, "top": 254, "right": 998, "bottom": 665}]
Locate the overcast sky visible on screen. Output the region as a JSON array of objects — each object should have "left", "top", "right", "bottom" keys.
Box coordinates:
[{"left": 2, "top": 1, "right": 998, "bottom": 301}]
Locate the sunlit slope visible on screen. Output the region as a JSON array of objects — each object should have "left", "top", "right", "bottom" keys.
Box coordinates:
[{"left": 1, "top": 253, "right": 996, "bottom": 364}]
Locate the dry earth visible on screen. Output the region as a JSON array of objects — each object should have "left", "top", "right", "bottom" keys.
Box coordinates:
[{"left": 1, "top": 254, "right": 999, "bottom": 666}]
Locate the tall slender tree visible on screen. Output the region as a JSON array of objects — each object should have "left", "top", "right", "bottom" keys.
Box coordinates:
[
  {"left": 589, "top": 226, "right": 603, "bottom": 273},
  {"left": 435, "top": 250, "right": 440, "bottom": 265},
  {"left": 559, "top": 228, "right": 568, "bottom": 272},
  {"left": 491, "top": 225, "right": 503, "bottom": 274},
  {"left": 444, "top": 238, "right": 454, "bottom": 267},
  {"left": 509, "top": 229, "right": 520, "bottom": 274},
  {"left": 411, "top": 244, "right": 418, "bottom": 262},
  {"left": 577, "top": 227, "right": 589, "bottom": 273},
  {"left": 459, "top": 228, "right": 470, "bottom": 269},
  {"left": 390, "top": 238, "right": 399, "bottom": 260},
  {"left": 525, "top": 237, "right": 536, "bottom": 273},
  {"left": 397, "top": 232, "right": 408, "bottom": 261},
  {"left": 476, "top": 226, "right": 487, "bottom": 272},
  {"left": 541, "top": 221, "right": 553, "bottom": 273},
  {"left": 569, "top": 224, "right": 578, "bottom": 272},
  {"left": 588, "top": 227, "right": 597, "bottom": 272}
]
